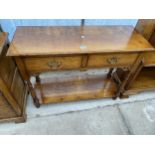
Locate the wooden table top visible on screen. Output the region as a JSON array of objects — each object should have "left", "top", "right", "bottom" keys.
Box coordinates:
[
  {"left": 0, "top": 32, "right": 7, "bottom": 55},
  {"left": 7, "top": 26, "right": 155, "bottom": 56}
]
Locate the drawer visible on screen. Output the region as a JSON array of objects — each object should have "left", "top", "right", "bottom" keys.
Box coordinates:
[
  {"left": 23, "top": 56, "right": 82, "bottom": 74},
  {"left": 143, "top": 52, "right": 155, "bottom": 66},
  {"left": 11, "top": 69, "right": 25, "bottom": 107},
  {"left": 87, "top": 53, "right": 139, "bottom": 68}
]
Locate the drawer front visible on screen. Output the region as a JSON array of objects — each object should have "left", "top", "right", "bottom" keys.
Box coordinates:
[
  {"left": 143, "top": 52, "right": 155, "bottom": 66},
  {"left": 23, "top": 56, "right": 82, "bottom": 74},
  {"left": 11, "top": 70, "right": 25, "bottom": 107},
  {"left": 88, "top": 53, "right": 139, "bottom": 68}
]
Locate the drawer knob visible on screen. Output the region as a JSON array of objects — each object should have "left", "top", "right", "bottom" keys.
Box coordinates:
[
  {"left": 48, "top": 61, "right": 62, "bottom": 69},
  {"left": 107, "top": 57, "right": 118, "bottom": 65}
]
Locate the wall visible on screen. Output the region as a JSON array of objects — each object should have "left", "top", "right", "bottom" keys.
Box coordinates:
[{"left": 0, "top": 19, "right": 138, "bottom": 41}]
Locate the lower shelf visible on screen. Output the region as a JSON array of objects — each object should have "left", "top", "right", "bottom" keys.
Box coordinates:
[
  {"left": 34, "top": 74, "right": 117, "bottom": 104},
  {"left": 124, "top": 67, "right": 155, "bottom": 95}
]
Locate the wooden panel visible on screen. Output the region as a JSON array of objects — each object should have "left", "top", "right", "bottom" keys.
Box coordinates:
[
  {"left": 23, "top": 55, "right": 82, "bottom": 74},
  {"left": 88, "top": 53, "right": 139, "bottom": 68},
  {"left": 135, "top": 19, "right": 155, "bottom": 40},
  {"left": 11, "top": 70, "right": 25, "bottom": 107},
  {"left": 0, "top": 93, "right": 17, "bottom": 119},
  {"left": 0, "top": 32, "right": 28, "bottom": 123},
  {"left": 143, "top": 51, "right": 155, "bottom": 66},
  {"left": 0, "top": 85, "right": 28, "bottom": 123},
  {"left": 124, "top": 67, "right": 155, "bottom": 95},
  {"left": 0, "top": 32, "right": 7, "bottom": 55},
  {"left": 34, "top": 74, "right": 117, "bottom": 104},
  {"left": 0, "top": 57, "right": 16, "bottom": 88},
  {"left": 149, "top": 29, "right": 155, "bottom": 47},
  {"left": 7, "top": 26, "right": 154, "bottom": 56}
]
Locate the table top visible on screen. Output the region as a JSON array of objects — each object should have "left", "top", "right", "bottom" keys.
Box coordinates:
[
  {"left": 0, "top": 32, "right": 7, "bottom": 55},
  {"left": 7, "top": 26, "right": 155, "bottom": 56}
]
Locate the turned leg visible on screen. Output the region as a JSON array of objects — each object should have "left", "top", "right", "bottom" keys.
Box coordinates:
[
  {"left": 35, "top": 74, "right": 45, "bottom": 105},
  {"left": 27, "top": 80, "right": 40, "bottom": 108},
  {"left": 107, "top": 68, "right": 114, "bottom": 78},
  {"left": 115, "top": 55, "right": 144, "bottom": 98},
  {"left": 36, "top": 75, "right": 41, "bottom": 83}
]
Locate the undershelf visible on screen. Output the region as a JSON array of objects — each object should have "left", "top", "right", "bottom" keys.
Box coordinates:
[
  {"left": 34, "top": 74, "right": 117, "bottom": 104},
  {"left": 124, "top": 67, "right": 155, "bottom": 95}
]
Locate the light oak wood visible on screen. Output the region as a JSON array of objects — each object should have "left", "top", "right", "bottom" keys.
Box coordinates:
[
  {"left": 23, "top": 55, "right": 82, "bottom": 74},
  {"left": 22, "top": 52, "right": 139, "bottom": 74},
  {"left": 87, "top": 53, "right": 139, "bottom": 68},
  {"left": 143, "top": 51, "right": 155, "bottom": 66},
  {"left": 0, "top": 85, "right": 28, "bottom": 123},
  {"left": 7, "top": 26, "right": 155, "bottom": 106},
  {"left": 0, "top": 32, "right": 28, "bottom": 123},
  {"left": 135, "top": 19, "right": 155, "bottom": 40},
  {"left": 116, "top": 20, "right": 155, "bottom": 97},
  {"left": 114, "top": 54, "right": 144, "bottom": 98},
  {"left": 124, "top": 67, "right": 155, "bottom": 95},
  {"left": 0, "top": 93, "right": 17, "bottom": 119},
  {"left": 7, "top": 26, "right": 154, "bottom": 56},
  {"left": 0, "top": 32, "right": 7, "bottom": 55},
  {"left": 35, "top": 74, "right": 117, "bottom": 104}
]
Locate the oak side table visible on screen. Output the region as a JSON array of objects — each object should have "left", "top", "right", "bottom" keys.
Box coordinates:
[{"left": 7, "top": 26, "right": 154, "bottom": 107}]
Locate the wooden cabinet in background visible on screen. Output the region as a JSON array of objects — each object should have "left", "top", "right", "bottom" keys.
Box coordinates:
[
  {"left": 135, "top": 19, "right": 155, "bottom": 46},
  {"left": 113, "top": 19, "right": 155, "bottom": 97},
  {"left": 0, "top": 32, "right": 28, "bottom": 123}
]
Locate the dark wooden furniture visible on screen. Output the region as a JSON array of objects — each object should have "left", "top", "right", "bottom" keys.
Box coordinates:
[
  {"left": 7, "top": 26, "right": 154, "bottom": 107},
  {"left": 0, "top": 32, "right": 28, "bottom": 123}
]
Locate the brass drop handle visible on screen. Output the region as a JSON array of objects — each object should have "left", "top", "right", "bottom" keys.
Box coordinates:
[
  {"left": 107, "top": 57, "right": 118, "bottom": 65},
  {"left": 48, "top": 60, "right": 62, "bottom": 69}
]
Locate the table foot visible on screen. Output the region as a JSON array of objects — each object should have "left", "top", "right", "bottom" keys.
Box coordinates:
[
  {"left": 34, "top": 98, "right": 41, "bottom": 108},
  {"left": 107, "top": 68, "right": 114, "bottom": 78},
  {"left": 112, "top": 96, "right": 117, "bottom": 100},
  {"left": 120, "top": 93, "right": 129, "bottom": 99}
]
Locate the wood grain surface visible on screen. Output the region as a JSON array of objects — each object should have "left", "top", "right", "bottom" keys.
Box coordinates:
[
  {"left": 0, "top": 32, "right": 7, "bottom": 55},
  {"left": 7, "top": 26, "right": 155, "bottom": 56},
  {"left": 35, "top": 74, "right": 117, "bottom": 104}
]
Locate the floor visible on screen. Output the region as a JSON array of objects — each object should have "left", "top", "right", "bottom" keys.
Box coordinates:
[
  {"left": 0, "top": 91, "right": 155, "bottom": 135},
  {"left": 1, "top": 69, "right": 155, "bottom": 135}
]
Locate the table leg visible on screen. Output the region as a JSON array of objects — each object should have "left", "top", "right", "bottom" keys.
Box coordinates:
[
  {"left": 27, "top": 80, "right": 40, "bottom": 108},
  {"left": 107, "top": 68, "right": 114, "bottom": 78},
  {"left": 115, "top": 54, "right": 144, "bottom": 98},
  {"left": 35, "top": 75, "right": 45, "bottom": 105}
]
